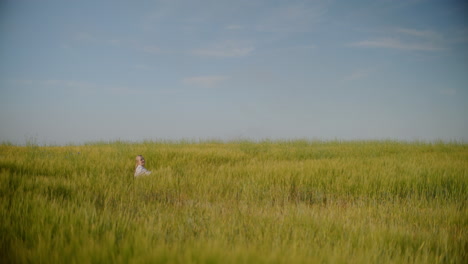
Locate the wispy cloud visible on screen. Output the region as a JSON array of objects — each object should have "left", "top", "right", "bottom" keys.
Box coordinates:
[
  {"left": 182, "top": 76, "right": 229, "bottom": 88},
  {"left": 14, "top": 79, "right": 98, "bottom": 91},
  {"left": 73, "top": 32, "right": 124, "bottom": 47},
  {"left": 255, "top": 2, "right": 327, "bottom": 33},
  {"left": 349, "top": 38, "right": 443, "bottom": 51},
  {"left": 349, "top": 26, "right": 447, "bottom": 51},
  {"left": 193, "top": 47, "right": 253, "bottom": 57},
  {"left": 192, "top": 41, "right": 254, "bottom": 57},
  {"left": 395, "top": 28, "right": 442, "bottom": 40},
  {"left": 71, "top": 32, "right": 162, "bottom": 55},
  {"left": 12, "top": 79, "right": 140, "bottom": 96}
]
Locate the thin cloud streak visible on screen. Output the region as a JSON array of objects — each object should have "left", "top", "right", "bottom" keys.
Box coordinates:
[
  {"left": 349, "top": 38, "right": 444, "bottom": 51},
  {"left": 11, "top": 79, "right": 143, "bottom": 96},
  {"left": 349, "top": 27, "right": 446, "bottom": 51},
  {"left": 182, "top": 76, "right": 229, "bottom": 88},
  {"left": 193, "top": 47, "right": 254, "bottom": 57},
  {"left": 395, "top": 28, "right": 442, "bottom": 39},
  {"left": 71, "top": 32, "right": 162, "bottom": 55},
  {"left": 192, "top": 41, "right": 254, "bottom": 57},
  {"left": 254, "top": 2, "right": 327, "bottom": 33}
]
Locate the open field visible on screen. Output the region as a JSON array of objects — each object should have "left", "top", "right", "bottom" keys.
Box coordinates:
[{"left": 0, "top": 140, "right": 467, "bottom": 263}]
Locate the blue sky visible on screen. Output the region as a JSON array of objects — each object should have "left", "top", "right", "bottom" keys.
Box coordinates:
[{"left": 1, "top": 0, "right": 467, "bottom": 144}]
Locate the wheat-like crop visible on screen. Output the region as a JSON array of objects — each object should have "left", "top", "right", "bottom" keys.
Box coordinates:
[{"left": 1, "top": 140, "right": 466, "bottom": 263}]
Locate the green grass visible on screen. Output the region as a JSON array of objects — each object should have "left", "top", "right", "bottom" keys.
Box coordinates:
[{"left": 1, "top": 140, "right": 467, "bottom": 263}]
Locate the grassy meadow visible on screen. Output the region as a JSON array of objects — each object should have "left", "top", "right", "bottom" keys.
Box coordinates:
[{"left": 0, "top": 140, "right": 467, "bottom": 263}]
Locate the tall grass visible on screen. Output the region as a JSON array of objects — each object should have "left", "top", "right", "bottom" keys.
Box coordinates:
[{"left": 1, "top": 140, "right": 467, "bottom": 263}]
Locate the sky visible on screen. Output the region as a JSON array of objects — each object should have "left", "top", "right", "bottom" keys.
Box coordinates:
[{"left": 1, "top": 0, "right": 467, "bottom": 145}]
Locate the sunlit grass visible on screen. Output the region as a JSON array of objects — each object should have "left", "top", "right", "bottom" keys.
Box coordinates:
[{"left": 1, "top": 140, "right": 467, "bottom": 263}]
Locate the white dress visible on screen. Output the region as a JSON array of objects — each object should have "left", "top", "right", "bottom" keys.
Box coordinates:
[{"left": 134, "top": 165, "right": 151, "bottom": 177}]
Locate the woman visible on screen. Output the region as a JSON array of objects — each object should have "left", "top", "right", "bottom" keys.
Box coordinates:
[{"left": 134, "top": 155, "right": 151, "bottom": 177}]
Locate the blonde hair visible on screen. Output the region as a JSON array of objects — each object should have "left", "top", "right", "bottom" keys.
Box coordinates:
[{"left": 135, "top": 155, "right": 144, "bottom": 169}]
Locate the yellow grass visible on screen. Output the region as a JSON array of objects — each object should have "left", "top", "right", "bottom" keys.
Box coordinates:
[{"left": 1, "top": 140, "right": 467, "bottom": 263}]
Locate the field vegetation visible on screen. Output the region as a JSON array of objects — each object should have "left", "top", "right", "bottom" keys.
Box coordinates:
[{"left": 0, "top": 140, "right": 467, "bottom": 263}]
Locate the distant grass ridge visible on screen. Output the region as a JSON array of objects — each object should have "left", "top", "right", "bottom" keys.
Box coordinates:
[{"left": 1, "top": 140, "right": 467, "bottom": 263}]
